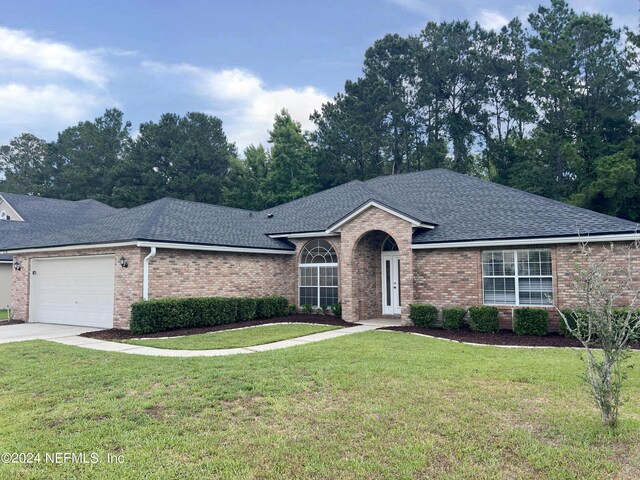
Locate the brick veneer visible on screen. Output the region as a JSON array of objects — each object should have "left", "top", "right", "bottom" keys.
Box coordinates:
[
  {"left": 413, "top": 242, "right": 640, "bottom": 331},
  {"left": 11, "top": 246, "right": 144, "bottom": 329},
  {"left": 148, "top": 249, "right": 295, "bottom": 303},
  {"left": 338, "top": 207, "right": 415, "bottom": 323}
]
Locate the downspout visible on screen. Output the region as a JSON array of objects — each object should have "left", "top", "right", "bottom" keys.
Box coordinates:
[{"left": 143, "top": 247, "right": 156, "bottom": 300}]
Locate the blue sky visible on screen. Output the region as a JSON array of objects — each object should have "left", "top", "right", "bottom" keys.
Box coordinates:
[{"left": 0, "top": 0, "right": 636, "bottom": 151}]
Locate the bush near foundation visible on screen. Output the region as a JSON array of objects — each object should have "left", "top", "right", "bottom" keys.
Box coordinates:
[
  {"left": 131, "top": 295, "right": 289, "bottom": 334},
  {"left": 409, "top": 304, "right": 438, "bottom": 327},
  {"left": 442, "top": 307, "right": 467, "bottom": 330},
  {"left": 468, "top": 306, "right": 500, "bottom": 332},
  {"left": 513, "top": 308, "right": 549, "bottom": 336}
]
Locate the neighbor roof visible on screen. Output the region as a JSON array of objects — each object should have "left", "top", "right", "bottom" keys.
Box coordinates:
[{"left": 2, "top": 169, "right": 638, "bottom": 253}]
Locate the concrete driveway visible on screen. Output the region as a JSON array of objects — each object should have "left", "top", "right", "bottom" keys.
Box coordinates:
[{"left": 0, "top": 323, "right": 101, "bottom": 344}]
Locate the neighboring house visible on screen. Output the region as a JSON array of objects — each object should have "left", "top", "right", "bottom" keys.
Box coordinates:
[
  {"left": 0, "top": 193, "right": 119, "bottom": 311},
  {"left": 3, "top": 169, "right": 639, "bottom": 330}
]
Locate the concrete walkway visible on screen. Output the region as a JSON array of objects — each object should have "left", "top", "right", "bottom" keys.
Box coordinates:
[
  {"left": 0, "top": 323, "right": 101, "bottom": 344},
  {"left": 1, "top": 323, "right": 381, "bottom": 357}
]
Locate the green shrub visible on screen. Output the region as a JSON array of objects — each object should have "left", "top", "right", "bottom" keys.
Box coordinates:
[
  {"left": 331, "top": 302, "right": 342, "bottom": 319},
  {"left": 255, "top": 296, "right": 289, "bottom": 319},
  {"left": 409, "top": 304, "right": 438, "bottom": 328},
  {"left": 236, "top": 298, "right": 257, "bottom": 322},
  {"left": 513, "top": 308, "right": 548, "bottom": 336},
  {"left": 288, "top": 304, "right": 297, "bottom": 315},
  {"left": 559, "top": 308, "right": 590, "bottom": 338},
  {"left": 302, "top": 304, "right": 313, "bottom": 314},
  {"left": 130, "top": 295, "right": 288, "bottom": 334},
  {"left": 469, "top": 306, "right": 500, "bottom": 333},
  {"left": 442, "top": 307, "right": 466, "bottom": 330}
]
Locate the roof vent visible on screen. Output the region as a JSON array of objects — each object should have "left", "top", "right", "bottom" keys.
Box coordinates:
[{"left": 267, "top": 213, "right": 274, "bottom": 218}]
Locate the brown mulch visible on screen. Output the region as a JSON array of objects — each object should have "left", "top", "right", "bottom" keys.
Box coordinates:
[
  {"left": 0, "top": 320, "right": 24, "bottom": 326},
  {"left": 383, "top": 325, "right": 640, "bottom": 349},
  {"left": 80, "top": 314, "right": 356, "bottom": 340}
]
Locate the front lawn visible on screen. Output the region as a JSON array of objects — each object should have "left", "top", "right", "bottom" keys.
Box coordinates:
[
  {"left": 0, "top": 309, "right": 8, "bottom": 320},
  {"left": 0, "top": 331, "right": 639, "bottom": 478},
  {"left": 121, "top": 323, "right": 341, "bottom": 350}
]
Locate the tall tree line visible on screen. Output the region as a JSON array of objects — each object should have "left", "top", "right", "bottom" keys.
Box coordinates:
[{"left": 1, "top": 0, "right": 639, "bottom": 220}]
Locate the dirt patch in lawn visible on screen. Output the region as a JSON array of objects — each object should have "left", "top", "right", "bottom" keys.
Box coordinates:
[
  {"left": 383, "top": 325, "right": 640, "bottom": 349},
  {"left": 81, "top": 314, "right": 356, "bottom": 340}
]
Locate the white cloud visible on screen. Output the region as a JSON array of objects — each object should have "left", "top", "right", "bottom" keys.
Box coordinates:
[
  {"left": 0, "top": 26, "right": 107, "bottom": 87},
  {"left": 476, "top": 9, "right": 510, "bottom": 30},
  {"left": 143, "top": 61, "right": 330, "bottom": 151},
  {"left": 0, "top": 83, "right": 110, "bottom": 140}
]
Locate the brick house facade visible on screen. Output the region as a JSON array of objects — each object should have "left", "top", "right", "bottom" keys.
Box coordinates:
[{"left": 5, "top": 169, "right": 640, "bottom": 330}]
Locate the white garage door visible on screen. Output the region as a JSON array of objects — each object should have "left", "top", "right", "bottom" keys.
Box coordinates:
[{"left": 30, "top": 255, "right": 115, "bottom": 328}]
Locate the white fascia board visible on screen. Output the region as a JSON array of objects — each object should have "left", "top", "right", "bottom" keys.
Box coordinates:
[
  {"left": 412, "top": 233, "right": 640, "bottom": 250},
  {"left": 269, "top": 231, "right": 340, "bottom": 239},
  {"left": 326, "top": 201, "right": 435, "bottom": 233},
  {"left": 3, "top": 241, "right": 139, "bottom": 254},
  {"left": 0, "top": 194, "right": 25, "bottom": 222},
  {"left": 0, "top": 260, "right": 12, "bottom": 264},
  {"left": 136, "top": 241, "right": 295, "bottom": 255}
]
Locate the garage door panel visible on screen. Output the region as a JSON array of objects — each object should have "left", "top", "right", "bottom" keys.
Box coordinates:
[{"left": 30, "top": 256, "right": 115, "bottom": 328}]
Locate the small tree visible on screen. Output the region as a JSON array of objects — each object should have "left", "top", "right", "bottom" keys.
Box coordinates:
[{"left": 558, "top": 239, "right": 640, "bottom": 428}]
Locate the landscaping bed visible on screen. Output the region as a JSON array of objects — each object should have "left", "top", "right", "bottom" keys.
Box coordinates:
[
  {"left": 384, "top": 325, "right": 640, "bottom": 349},
  {"left": 82, "top": 314, "right": 354, "bottom": 340}
]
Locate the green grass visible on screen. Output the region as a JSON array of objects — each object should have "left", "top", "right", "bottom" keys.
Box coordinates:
[
  {"left": 0, "top": 309, "right": 7, "bottom": 320},
  {"left": 122, "top": 324, "right": 341, "bottom": 350},
  {"left": 0, "top": 331, "right": 639, "bottom": 479}
]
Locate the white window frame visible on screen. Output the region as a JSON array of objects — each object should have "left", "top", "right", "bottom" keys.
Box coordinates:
[
  {"left": 298, "top": 240, "right": 339, "bottom": 308},
  {"left": 298, "top": 263, "right": 339, "bottom": 308},
  {"left": 482, "top": 249, "right": 554, "bottom": 307}
]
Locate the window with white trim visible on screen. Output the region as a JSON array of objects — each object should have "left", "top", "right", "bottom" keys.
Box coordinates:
[
  {"left": 299, "top": 240, "right": 338, "bottom": 308},
  {"left": 482, "top": 249, "right": 553, "bottom": 306}
]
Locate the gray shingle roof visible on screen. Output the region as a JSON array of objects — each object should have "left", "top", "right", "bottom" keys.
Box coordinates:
[
  {"left": 10, "top": 198, "right": 293, "bottom": 251},
  {"left": 2, "top": 169, "right": 638, "bottom": 252},
  {"left": 364, "top": 169, "right": 639, "bottom": 244},
  {"left": 0, "top": 193, "right": 121, "bottom": 257}
]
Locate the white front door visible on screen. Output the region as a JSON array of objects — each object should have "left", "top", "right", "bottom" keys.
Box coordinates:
[{"left": 382, "top": 253, "right": 401, "bottom": 315}]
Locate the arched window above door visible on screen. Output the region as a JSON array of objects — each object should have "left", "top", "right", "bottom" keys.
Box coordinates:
[{"left": 382, "top": 236, "right": 398, "bottom": 252}]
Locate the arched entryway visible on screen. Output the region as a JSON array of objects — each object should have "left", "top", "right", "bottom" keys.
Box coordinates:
[{"left": 352, "top": 230, "right": 401, "bottom": 320}]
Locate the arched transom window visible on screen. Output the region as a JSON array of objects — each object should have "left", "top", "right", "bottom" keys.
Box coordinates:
[
  {"left": 299, "top": 240, "right": 338, "bottom": 308},
  {"left": 382, "top": 235, "right": 398, "bottom": 251}
]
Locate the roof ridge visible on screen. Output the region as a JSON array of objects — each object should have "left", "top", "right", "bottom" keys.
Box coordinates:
[
  {"left": 261, "top": 180, "right": 365, "bottom": 213},
  {"left": 158, "top": 196, "right": 255, "bottom": 215}
]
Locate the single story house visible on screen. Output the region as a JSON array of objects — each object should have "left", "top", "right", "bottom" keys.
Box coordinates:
[
  {"left": 3, "top": 169, "right": 639, "bottom": 330},
  {"left": 0, "top": 193, "right": 119, "bottom": 310}
]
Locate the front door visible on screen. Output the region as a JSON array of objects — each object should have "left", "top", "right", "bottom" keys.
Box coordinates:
[{"left": 382, "top": 253, "right": 401, "bottom": 315}]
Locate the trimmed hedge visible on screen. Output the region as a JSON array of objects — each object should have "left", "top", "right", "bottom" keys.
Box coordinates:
[
  {"left": 513, "top": 308, "right": 548, "bottom": 336},
  {"left": 131, "top": 295, "right": 289, "bottom": 334},
  {"left": 469, "top": 306, "right": 499, "bottom": 333},
  {"left": 559, "top": 308, "right": 587, "bottom": 338},
  {"left": 560, "top": 308, "right": 640, "bottom": 341},
  {"left": 409, "top": 304, "right": 438, "bottom": 328},
  {"left": 256, "top": 296, "right": 289, "bottom": 319},
  {"left": 442, "top": 307, "right": 466, "bottom": 330}
]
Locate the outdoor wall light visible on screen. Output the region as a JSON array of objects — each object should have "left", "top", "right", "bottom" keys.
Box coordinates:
[
  {"left": 13, "top": 261, "right": 22, "bottom": 271},
  {"left": 119, "top": 256, "right": 128, "bottom": 268}
]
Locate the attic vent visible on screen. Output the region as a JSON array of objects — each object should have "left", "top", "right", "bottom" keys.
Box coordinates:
[{"left": 267, "top": 213, "right": 274, "bottom": 218}]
